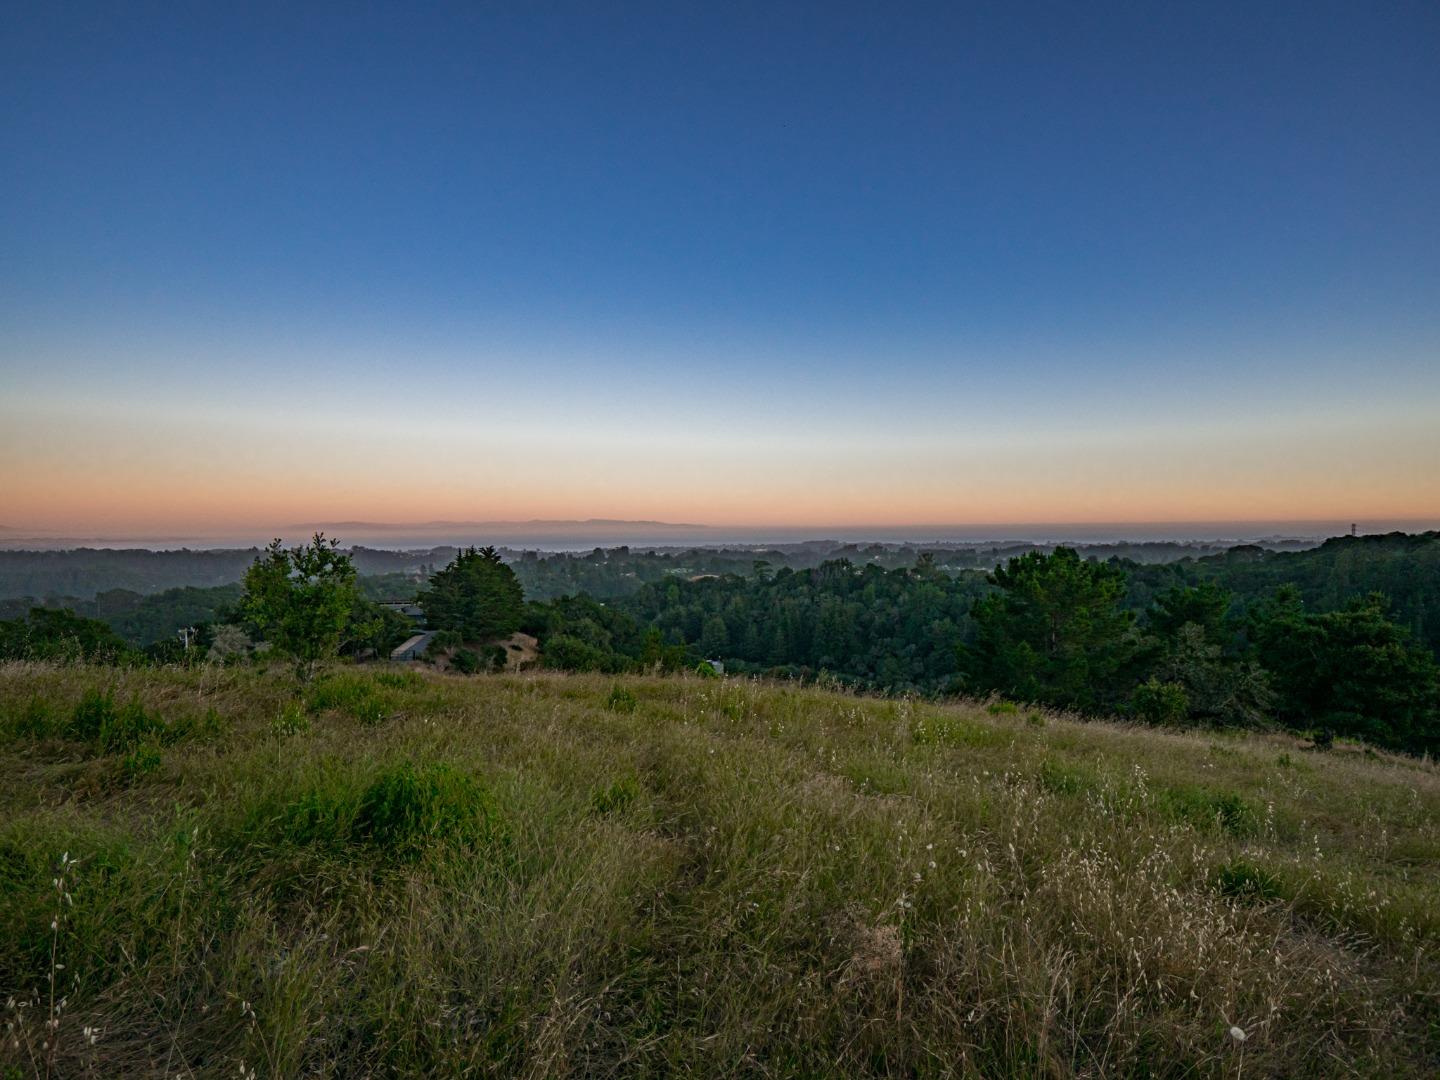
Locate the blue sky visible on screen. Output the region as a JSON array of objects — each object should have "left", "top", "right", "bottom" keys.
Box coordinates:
[{"left": 2, "top": 2, "right": 1438, "bottom": 534}]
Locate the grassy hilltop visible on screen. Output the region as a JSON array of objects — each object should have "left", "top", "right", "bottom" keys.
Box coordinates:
[{"left": 2, "top": 665, "right": 1438, "bottom": 1077}]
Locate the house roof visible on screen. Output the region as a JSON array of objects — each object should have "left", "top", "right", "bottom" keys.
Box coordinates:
[{"left": 390, "top": 631, "right": 436, "bottom": 659}]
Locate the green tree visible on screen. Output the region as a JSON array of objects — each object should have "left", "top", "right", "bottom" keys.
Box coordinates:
[
  {"left": 962, "top": 548, "right": 1137, "bottom": 710},
  {"left": 240, "top": 534, "right": 358, "bottom": 674},
  {"left": 1144, "top": 623, "right": 1273, "bottom": 728},
  {"left": 1250, "top": 588, "right": 1440, "bottom": 753},
  {"left": 699, "top": 614, "right": 730, "bottom": 657},
  {"left": 0, "top": 607, "right": 134, "bottom": 663},
  {"left": 1147, "top": 581, "right": 1233, "bottom": 647},
  {"left": 419, "top": 546, "right": 524, "bottom": 642}
]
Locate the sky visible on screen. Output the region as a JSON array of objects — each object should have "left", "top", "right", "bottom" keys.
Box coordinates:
[{"left": 2, "top": 2, "right": 1438, "bottom": 539}]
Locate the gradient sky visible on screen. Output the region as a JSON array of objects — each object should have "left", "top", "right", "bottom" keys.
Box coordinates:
[{"left": 3, "top": 2, "right": 1438, "bottom": 536}]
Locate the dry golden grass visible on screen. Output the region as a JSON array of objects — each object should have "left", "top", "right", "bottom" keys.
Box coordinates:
[{"left": 1, "top": 661, "right": 1437, "bottom": 1077}]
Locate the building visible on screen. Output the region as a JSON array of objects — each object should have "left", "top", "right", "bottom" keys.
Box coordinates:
[
  {"left": 380, "top": 602, "right": 426, "bottom": 625},
  {"left": 390, "top": 631, "right": 437, "bottom": 661}
]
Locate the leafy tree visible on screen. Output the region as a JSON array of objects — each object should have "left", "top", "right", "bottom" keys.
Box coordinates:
[
  {"left": 1250, "top": 588, "right": 1440, "bottom": 753},
  {"left": 240, "top": 534, "right": 358, "bottom": 673},
  {"left": 962, "top": 548, "right": 1137, "bottom": 710},
  {"left": 0, "top": 607, "right": 134, "bottom": 663},
  {"left": 1147, "top": 581, "right": 1233, "bottom": 647},
  {"left": 541, "top": 634, "right": 615, "bottom": 672},
  {"left": 419, "top": 546, "right": 524, "bottom": 642},
  {"left": 1131, "top": 678, "right": 1189, "bottom": 725},
  {"left": 699, "top": 615, "right": 729, "bottom": 657},
  {"left": 342, "top": 598, "right": 412, "bottom": 659},
  {"left": 1143, "top": 623, "right": 1273, "bottom": 728},
  {"left": 207, "top": 624, "right": 253, "bottom": 664}
]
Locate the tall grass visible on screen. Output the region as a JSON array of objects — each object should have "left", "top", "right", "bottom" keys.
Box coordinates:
[{"left": 1, "top": 661, "right": 1437, "bottom": 1076}]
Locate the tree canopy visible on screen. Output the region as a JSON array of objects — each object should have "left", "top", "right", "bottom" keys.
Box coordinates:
[
  {"left": 419, "top": 546, "right": 525, "bottom": 642},
  {"left": 240, "top": 534, "right": 359, "bottom": 671},
  {"left": 962, "top": 548, "right": 1138, "bottom": 710}
]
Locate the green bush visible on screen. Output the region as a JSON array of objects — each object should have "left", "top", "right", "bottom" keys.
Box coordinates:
[
  {"left": 1132, "top": 678, "right": 1189, "bottom": 725},
  {"left": 986, "top": 700, "right": 1018, "bottom": 716},
  {"left": 1214, "top": 859, "right": 1287, "bottom": 902},
  {"left": 450, "top": 648, "right": 481, "bottom": 675},
  {"left": 69, "top": 688, "right": 117, "bottom": 742},
  {"left": 67, "top": 690, "right": 165, "bottom": 752},
  {"left": 120, "top": 742, "right": 163, "bottom": 781},
  {"left": 605, "top": 686, "right": 638, "bottom": 713},
  {"left": 269, "top": 703, "right": 310, "bottom": 739},
  {"left": 353, "top": 763, "right": 500, "bottom": 854},
  {"left": 3, "top": 697, "right": 55, "bottom": 740},
  {"left": 306, "top": 674, "right": 392, "bottom": 725}
]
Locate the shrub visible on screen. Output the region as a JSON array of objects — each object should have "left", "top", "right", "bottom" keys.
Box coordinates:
[
  {"left": 1214, "top": 859, "right": 1287, "bottom": 902},
  {"left": 120, "top": 742, "right": 163, "bottom": 781},
  {"left": 306, "top": 674, "right": 392, "bottom": 725},
  {"left": 425, "top": 630, "right": 463, "bottom": 658},
  {"left": 542, "top": 634, "right": 614, "bottom": 673},
  {"left": 450, "top": 648, "right": 481, "bottom": 675},
  {"left": 269, "top": 703, "right": 310, "bottom": 740},
  {"left": 986, "top": 700, "right": 1018, "bottom": 716},
  {"left": 1132, "top": 678, "right": 1189, "bottom": 725},
  {"left": 605, "top": 686, "right": 639, "bottom": 714},
  {"left": 69, "top": 688, "right": 118, "bottom": 742},
  {"left": 68, "top": 690, "right": 164, "bottom": 752},
  {"left": 3, "top": 697, "right": 56, "bottom": 740}
]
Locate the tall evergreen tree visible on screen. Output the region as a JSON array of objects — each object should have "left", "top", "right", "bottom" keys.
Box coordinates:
[
  {"left": 420, "top": 546, "right": 525, "bottom": 642},
  {"left": 962, "top": 547, "right": 1137, "bottom": 710}
]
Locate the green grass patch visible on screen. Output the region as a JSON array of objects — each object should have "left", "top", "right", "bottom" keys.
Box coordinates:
[
  {"left": 1157, "top": 784, "right": 1259, "bottom": 836},
  {"left": 842, "top": 755, "right": 911, "bottom": 796},
  {"left": 912, "top": 711, "right": 1009, "bottom": 748},
  {"left": 1037, "top": 757, "right": 1098, "bottom": 796},
  {"left": 1214, "top": 859, "right": 1288, "bottom": 902},
  {"left": 590, "top": 774, "right": 641, "bottom": 815},
  {"left": 269, "top": 761, "right": 504, "bottom": 858}
]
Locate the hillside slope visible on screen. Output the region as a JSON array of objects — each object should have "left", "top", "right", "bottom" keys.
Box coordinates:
[{"left": 2, "top": 665, "right": 1438, "bottom": 1077}]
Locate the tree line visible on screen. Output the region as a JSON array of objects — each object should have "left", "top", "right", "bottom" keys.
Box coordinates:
[{"left": 3, "top": 533, "right": 1437, "bottom": 754}]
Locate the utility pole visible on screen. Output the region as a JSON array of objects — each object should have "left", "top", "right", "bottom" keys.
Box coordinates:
[{"left": 178, "top": 626, "right": 197, "bottom": 651}]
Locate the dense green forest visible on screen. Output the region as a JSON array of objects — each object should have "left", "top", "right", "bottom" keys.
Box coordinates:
[{"left": 1125, "top": 532, "right": 1440, "bottom": 656}]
